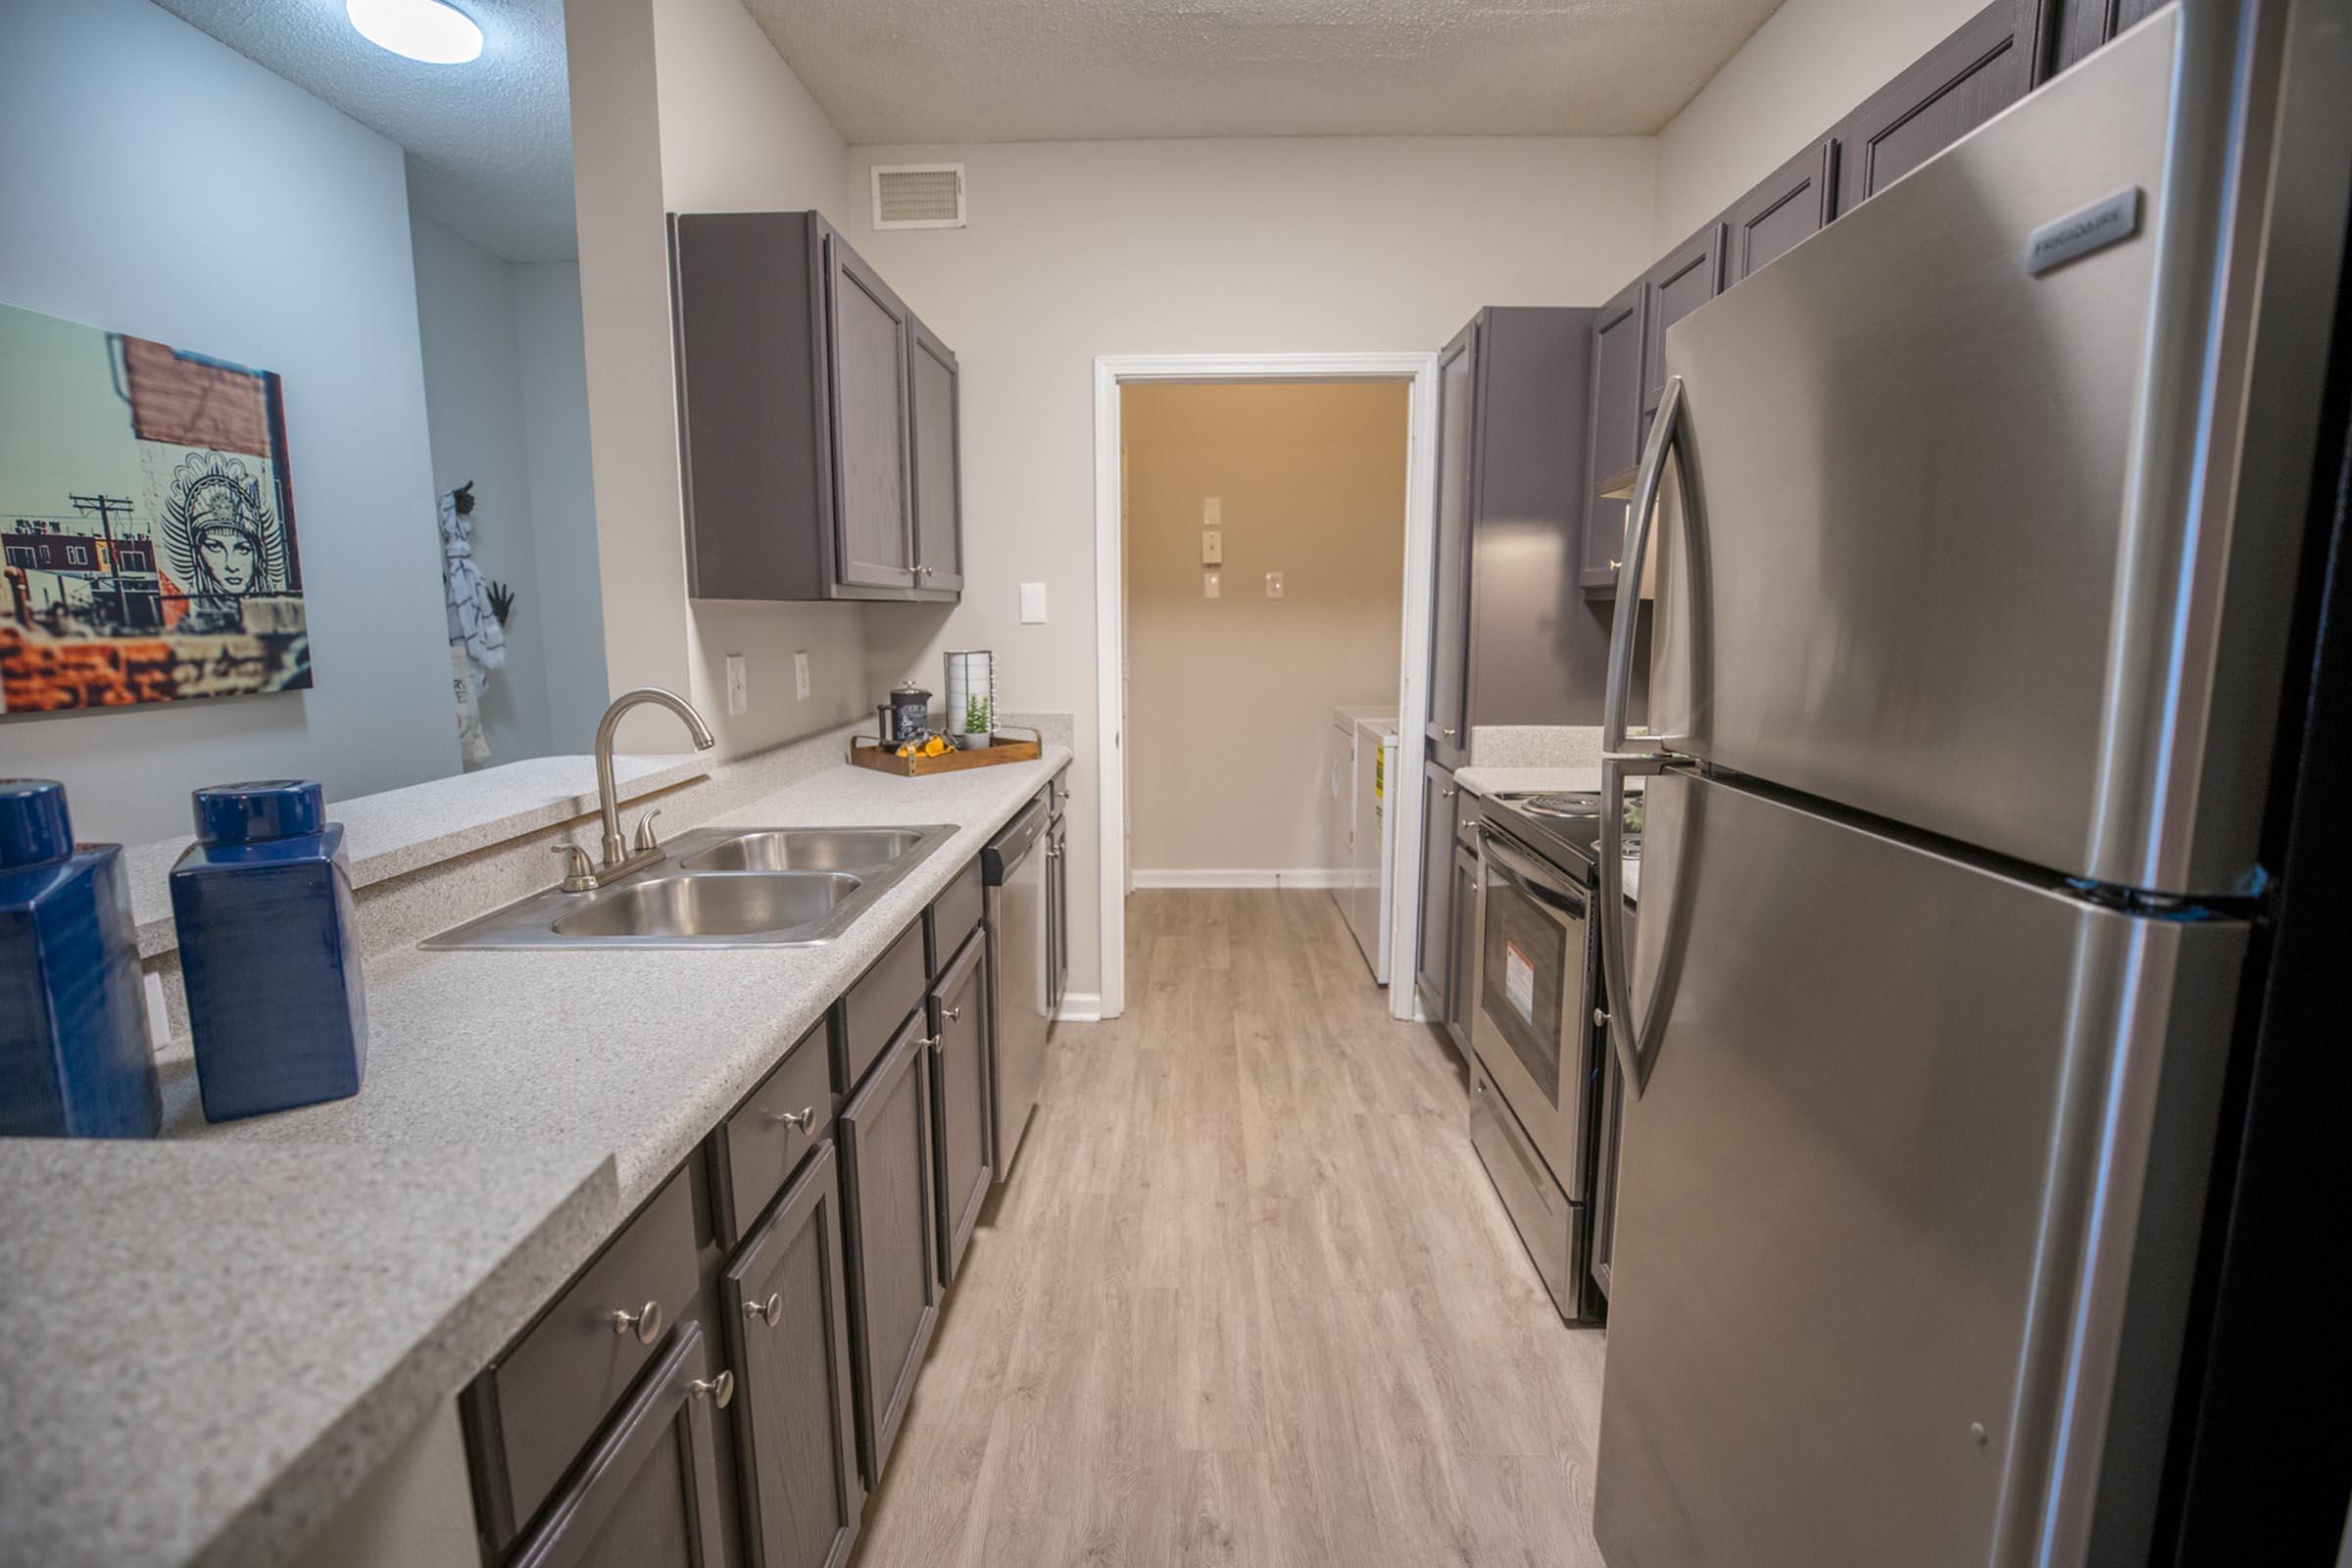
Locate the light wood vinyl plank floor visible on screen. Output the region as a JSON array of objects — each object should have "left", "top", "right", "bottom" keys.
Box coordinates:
[{"left": 853, "top": 888, "right": 1607, "bottom": 1567}]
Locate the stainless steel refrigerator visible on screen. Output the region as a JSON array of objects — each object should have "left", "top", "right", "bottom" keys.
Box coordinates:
[{"left": 1589, "top": 4, "right": 2352, "bottom": 1565}]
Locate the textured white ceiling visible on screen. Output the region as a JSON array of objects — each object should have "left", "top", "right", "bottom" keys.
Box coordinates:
[
  {"left": 150, "top": 0, "right": 577, "bottom": 263},
  {"left": 741, "top": 0, "right": 1789, "bottom": 144}
]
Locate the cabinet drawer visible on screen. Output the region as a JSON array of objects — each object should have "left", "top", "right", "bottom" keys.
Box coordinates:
[
  {"left": 708, "top": 1018, "right": 835, "bottom": 1249},
  {"left": 925, "top": 855, "right": 984, "bottom": 977},
  {"left": 463, "top": 1169, "right": 700, "bottom": 1552},
  {"left": 841, "top": 920, "right": 926, "bottom": 1091}
]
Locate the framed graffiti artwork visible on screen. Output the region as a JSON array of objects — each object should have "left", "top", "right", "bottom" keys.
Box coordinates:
[{"left": 1, "top": 301, "right": 311, "bottom": 714}]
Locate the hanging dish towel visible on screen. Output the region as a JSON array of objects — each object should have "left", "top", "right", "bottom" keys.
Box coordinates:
[{"left": 439, "top": 489, "right": 505, "bottom": 764}]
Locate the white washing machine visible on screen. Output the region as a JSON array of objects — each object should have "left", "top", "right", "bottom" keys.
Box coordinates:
[{"left": 1345, "top": 713, "right": 1397, "bottom": 982}]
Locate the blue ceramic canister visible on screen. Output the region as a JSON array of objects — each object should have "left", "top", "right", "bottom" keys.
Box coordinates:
[
  {"left": 171, "top": 780, "right": 368, "bottom": 1122},
  {"left": 0, "top": 779, "right": 160, "bottom": 1139}
]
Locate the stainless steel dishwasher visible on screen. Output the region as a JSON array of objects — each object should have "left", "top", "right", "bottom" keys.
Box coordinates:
[{"left": 983, "top": 793, "right": 1051, "bottom": 1180}]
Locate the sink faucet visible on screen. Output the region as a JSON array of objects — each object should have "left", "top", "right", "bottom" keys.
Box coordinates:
[{"left": 558, "top": 687, "right": 717, "bottom": 892}]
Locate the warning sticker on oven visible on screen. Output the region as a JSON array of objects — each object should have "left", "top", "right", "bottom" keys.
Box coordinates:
[{"left": 1504, "top": 941, "right": 1536, "bottom": 1025}]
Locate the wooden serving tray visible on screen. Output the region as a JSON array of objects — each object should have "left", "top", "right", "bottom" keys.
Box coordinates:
[{"left": 849, "top": 728, "right": 1043, "bottom": 777}]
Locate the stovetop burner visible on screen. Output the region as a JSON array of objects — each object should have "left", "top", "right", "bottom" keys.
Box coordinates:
[{"left": 1522, "top": 791, "right": 1603, "bottom": 818}]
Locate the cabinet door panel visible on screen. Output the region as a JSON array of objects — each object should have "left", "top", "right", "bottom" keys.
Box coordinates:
[
  {"left": 826, "top": 237, "right": 915, "bottom": 592},
  {"left": 1415, "top": 761, "right": 1460, "bottom": 1017},
  {"left": 1642, "top": 222, "right": 1724, "bottom": 418},
  {"left": 509, "top": 1325, "right": 728, "bottom": 1568},
  {"left": 1726, "top": 139, "right": 1836, "bottom": 286},
  {"left": 840, "top": 1014, "right": 938, "bottom": 1488},
  {"left": 1832, "top": 0, "right": 2034, "bottom": 215},
  {"left": 908, "top": 318, "right": 962, "bottom": 596},
  {"left": 1581, "top": 279, "right": 1644, "bottom": 592},
  {"left": 724, "top": 1144, "right": 862, "bottom": 1568},
  {"left": 1447, "top": 841, "right": 1478, "bottom": 1059},
  {"left": 1425, "top": 320, "right": 1477, "bottom": 767},
  {"left": 929, "top": 929, "right": 992, "bottom": 1286}
]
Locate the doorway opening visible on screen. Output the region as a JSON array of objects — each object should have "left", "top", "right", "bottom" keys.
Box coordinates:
[{"left": 1093, "top": 354, "right": 1440, "bottom": 1022}]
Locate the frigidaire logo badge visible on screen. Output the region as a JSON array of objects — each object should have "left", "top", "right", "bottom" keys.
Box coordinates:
[{"left": 2027, "top": 188, "right": 2143, "bottom": 276}]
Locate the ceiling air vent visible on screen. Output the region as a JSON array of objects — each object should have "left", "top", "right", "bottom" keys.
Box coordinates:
[{"left": 871, "top": 164, "right": 966, "bottom": 230}]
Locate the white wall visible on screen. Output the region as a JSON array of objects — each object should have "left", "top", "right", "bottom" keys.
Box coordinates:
[
  {"left": 1650, "top": 0, "right": 1987, "bottom": 250},
  {"left": 564, "top": 0, "right": 870, "bottom": 756},
  {"left": 846, "top": 135, "right": 1656, "bottom": 1000},
  {"left": 0, "top": 0, "right": 456, "bottom": 843},
  {"left": 1124, "top": 380, "right": 1407, "bottom": 874},
  {"left": 410, "top": 215, "right": 559, "bottom": 766},
  {"left": 410, "top": 217, "right": 609, "bottom": 764}
]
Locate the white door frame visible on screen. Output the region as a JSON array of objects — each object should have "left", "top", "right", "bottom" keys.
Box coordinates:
[{"left": 1093, "top": 351, "right": 1441, "bottom": 1022}]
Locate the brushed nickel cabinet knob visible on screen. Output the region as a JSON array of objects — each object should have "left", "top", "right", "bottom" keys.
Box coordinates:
[
  {"left": 746, "top": 1293, "right": 783, "bottom": 1328},
  {"left": 768, "top": 1105, "right": 815, "bottom": 1133},
  {"left": 612, "top": 1300, "right": 663, "bottom": 1346},
  {"left": 690, "top": 1370, "right": 734, "bottom": 1408}
]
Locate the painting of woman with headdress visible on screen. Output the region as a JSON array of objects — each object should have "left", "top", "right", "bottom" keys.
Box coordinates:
[{"left": 158, "top": 451, "right": 290, "bottom": 634}]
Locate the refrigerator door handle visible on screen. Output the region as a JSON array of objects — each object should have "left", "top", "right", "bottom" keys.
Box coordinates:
[
  {"left": 1599, "top": 754, "right": 1668, "bottom": 1096},
  {"left": 1603, "top": 374, "right": 1690, "bottom": 756}
]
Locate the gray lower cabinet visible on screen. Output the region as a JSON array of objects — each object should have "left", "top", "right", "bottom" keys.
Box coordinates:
[
  {"left": 1446, "top": 838, "right": 1478, "bottom": 1060},
  {"left": 839, "top": 1011, "right": 940, "bottom": 1490},
  {"left": 1415, "top": 760, "right": 1460, "bottom": 1021},
  {"left": 929, "top": 928, "right": 993, "bottom": 1287},
  {"left": 506, "top": 1324, "right": 731, "bottom": 1568},
  {"left": 722, "top": 1142, "right": 863, "bottom": 1568},
  {"left": 1830, "top": 0, "right": 2036, "bottom": 216},
  {"left": 669, "top": 210, "right": 959, "bottom": 604}
]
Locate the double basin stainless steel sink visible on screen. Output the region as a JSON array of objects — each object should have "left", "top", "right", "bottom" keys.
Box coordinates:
[{"left": 422, "top": 824, "right": 956, "bottom": 950}]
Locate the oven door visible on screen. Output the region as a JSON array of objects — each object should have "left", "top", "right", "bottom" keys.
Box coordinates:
[{"left": 1471, "top": 824, "right": 1596, "bottom": 1196}]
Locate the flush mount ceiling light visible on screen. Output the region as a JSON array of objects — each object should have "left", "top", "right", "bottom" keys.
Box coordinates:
[{"left": 346, "top": 0, "right": 483, "bottom": 64}]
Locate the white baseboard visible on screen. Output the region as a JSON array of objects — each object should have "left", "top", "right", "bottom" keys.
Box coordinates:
[
  {"left": 1131, "top": 867, "right": 1349, "bottom": 890},
  {"left": 1055, "top": 993, "right": 1104, "bottom": 1023}
]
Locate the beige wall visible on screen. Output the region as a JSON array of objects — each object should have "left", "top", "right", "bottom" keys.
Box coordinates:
[
  {"left": 1650, "top": 0, "right": 1988, "bottom": 251},
  {"left": 1123, "top": 380, "right": 1407, "bottom": 874},
  {"left": 565, "top": 0, "right": 867, "bottom": 753},
  {"left": 846, "top": 134, "right": 1656, "bottom": 1001}
]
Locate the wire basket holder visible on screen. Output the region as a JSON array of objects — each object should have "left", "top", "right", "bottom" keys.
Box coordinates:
[{"left": 943, "top": 650, "right": 997, "bottom": 749}]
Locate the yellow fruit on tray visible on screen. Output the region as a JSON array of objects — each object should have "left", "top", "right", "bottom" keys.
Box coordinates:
[
  {"left": 923, "top": 735, "right": 948, "bottom": 757},
  {"left": 895, "top": 742, "right": 915, "bottom": 759}
]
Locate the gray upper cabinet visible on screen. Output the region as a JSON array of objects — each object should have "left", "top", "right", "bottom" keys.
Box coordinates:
[
  {"left": 827, "top": 241, "right": 917, "bottom": 592},
  {"left": 1425, "top": 321, "right": 1478, "bottom": 770},
  {"left": 1640, "top": 222, "right": 1724, "bottom": 422},
  {"left": 722, "top": 1143, "right": 863, "bottom": 1568},
  {"left": 1724, "top": 138, "right": 1837, "bottom": 286},
  {"left": 506, "top": 1324, "right": 731, "bottom": 1568},
  {"left": 907, "top": 318, "right": 963, "bottom": 597},
  {"left": 2045, "top": 0, "right": 2161, "bottom": 76},
  {"left": 669, "top": 210, "right": 959, "bottom": 603},
  {"left": 1580, "top": 279, "right": 1644, "bottom": 594},
  {"left": 1830, "top": 0, "right": 2036, "bottom": 216}
]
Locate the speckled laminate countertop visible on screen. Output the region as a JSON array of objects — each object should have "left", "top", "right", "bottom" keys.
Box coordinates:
[{"left": 0, "top": 745, "right": 1067, "bottom": 1568}]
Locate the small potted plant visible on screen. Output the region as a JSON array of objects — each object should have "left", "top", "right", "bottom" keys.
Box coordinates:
[{"left": 957, "top": 691, "right": 993, "bottom": 749}]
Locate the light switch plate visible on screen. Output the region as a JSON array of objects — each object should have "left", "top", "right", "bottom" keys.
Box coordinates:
[
  {"left": 793, "top": 651, "right": 810, "bottom": 701},
  {"left": 1020, "top": 581, "right": 1048, "bottom": 623},
  {"left": 1203, "top": 569, "right": 1221, "bottom": 599},
  {"left": 1203, "top": 497, "right": 1221, "bottom": 525},
  {"left": 725, "top": 655, "right": 749, "bottom": 715},
  {"left": 1201, "top": 528, "right": 1223, "bottom": 565},
  {"left": 1264, "top": 571, "right": 1285, "bottom": 599}
]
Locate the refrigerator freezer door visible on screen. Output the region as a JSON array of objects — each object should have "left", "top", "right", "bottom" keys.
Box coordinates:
[
  {"left": 1644, "top": 10, "right": 2310, "bottom": 897},
  {"left": 1593, "top": 769, "right": 2244, "bottom": 1568}
]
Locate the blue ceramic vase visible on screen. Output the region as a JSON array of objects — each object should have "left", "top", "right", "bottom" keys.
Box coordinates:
[
  {"left": 0, "top": 779, "right": 160, "bottom": 1139},
  {"left": 172, "top": 780, "right": 368, "bottom": 1122}
]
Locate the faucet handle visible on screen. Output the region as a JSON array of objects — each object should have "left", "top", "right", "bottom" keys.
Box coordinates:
[
  {"left": 633, "top": 808, "right": 663, "bottom": 853},
  {"left": 551, "top": 844, "right": 596, "bottom": 891}
]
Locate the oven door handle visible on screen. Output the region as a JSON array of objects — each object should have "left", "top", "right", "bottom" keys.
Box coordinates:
[{"left": 1478, "top": 828, "right": 1588, "bottom": 924}]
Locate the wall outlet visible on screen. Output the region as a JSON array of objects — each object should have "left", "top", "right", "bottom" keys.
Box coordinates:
[
  {"left": 725, "top": 655, "right": 749, "bottom": 715},
  {"left": 1203, "top": 497, "right": 1221, "bottom": 525},
  {"left": 1264, "top": 571, "right": 1285, "bottom": 599},
  {"left": 1020, "top": 581, "right": 1048, "bottom": 623},
  {"left": 1200, "top": 528, "right": 1223, "bottom": 565},
  {"left": 1203, "top": 569, "right": 1221, "bottom": 599},
  {"left": 793, "top": 650, "right": 811, "bottom": 701}
]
